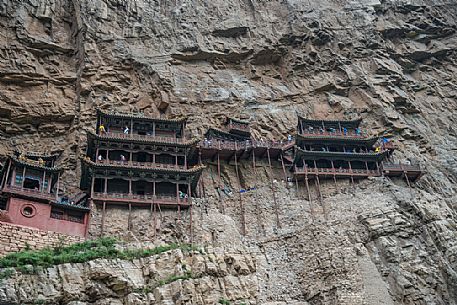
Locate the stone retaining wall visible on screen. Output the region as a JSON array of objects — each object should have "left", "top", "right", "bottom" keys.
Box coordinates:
[{"left": 0, "top": 221, "right": 84, "bottom": 256}]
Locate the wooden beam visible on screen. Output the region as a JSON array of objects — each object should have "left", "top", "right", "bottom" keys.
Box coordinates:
[{"left": 267, "top": 148, "right": 281, "bottom": 229}]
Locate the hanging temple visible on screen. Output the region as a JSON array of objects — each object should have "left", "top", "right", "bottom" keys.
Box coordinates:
[{"left": 0, "top": 110, "right": 424, "bottom": 239}]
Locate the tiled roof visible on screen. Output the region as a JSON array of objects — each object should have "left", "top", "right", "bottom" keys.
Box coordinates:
[
  {"left": 81, "top": 158, "right": 205, "bottom": 174},
  {"left": 87, "top": 131, "right": 200, "bottom": 147},
  {"left": 97, "top": 109, "right": 187, "bottom": 124},
  {"left": 10, "top": 156, "right": 63, "bottom": 172}
]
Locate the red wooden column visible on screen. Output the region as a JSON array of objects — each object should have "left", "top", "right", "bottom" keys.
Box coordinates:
[
  {"left": 176, "top": 181, "right": 181, "bottom": 221},
  {"left": 55, "top": 172, "right": 60, "bottom": 200},
  {"left": 10, "top": 166, "right": 16, "bottom": 187},
  {"left": 21, "top": 166, "right": 26, "bottom": 189},
  {"left": 1, "top": 159, "right": 11, "bottom": 189},
  {"left": 41, "top": 170, "right": 46, "bottom": 193}
]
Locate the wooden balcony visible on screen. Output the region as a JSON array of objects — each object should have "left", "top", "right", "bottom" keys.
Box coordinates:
[
  {"left": 382, "top": 163, "right": 423, "bottom": 181},
  {"left": 2, "top": 185, "right": 55, "bottom": 202},
  {"left": 227, "top": 122, "right": 250, "bottom": 134},
  {"left": 299, "top": 129, "right": 369, "bottom": 139},
  {"left": 91, "top": 192, "right": 190, "bottom": 207},
  {"left": 293, "top": 166, "right": 380, "bottom": 179},
  {"left": 96, "top": 159, "right": 187, "bottom": 170},
  {"left": 98, "top": 131, "right": 189, "bottom": 145}
]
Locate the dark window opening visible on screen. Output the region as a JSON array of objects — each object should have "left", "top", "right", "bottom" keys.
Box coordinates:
[{"left": 23, "top": 178, "right": 40, "bottom": 191}]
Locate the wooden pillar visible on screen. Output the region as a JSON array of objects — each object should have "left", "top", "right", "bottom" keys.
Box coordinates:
[
  {"left": 338, "top": 122, "right": 342, "bottom": 133},
  {"left": 106, "top": 149, "right": 109, "bottom": 161},
  {"left": 377, "top": 161, "right": 383, "bottom": 177},
  {"left": 129, "top": 178, "right": 132, "bottom": 194},
  {"left": 280, "top": 153, "right": 287, "bottom": 184},
  {"left": 267, "top": 148, "right": 280, "bottom": 229},
  {"left": 2, "top": 159, "right": 11, "bottom": 189},
  {"left": 41, "top": 170, "right": 46, "bottom": 193},
  {"left": 365, "top": 161, "right": 369, "bottom": 174},
  {"left": 175, "top": 153, "right": 178, "bottom": 167},
  {"left": 129, "top": 151, "right": 133, "bottom": 162},
  {"left": 95, "top": 147, "right": 99, "bottom": 161},
  {"left": 217, "top": 152, "right": 221, "bottom": 188},
  {"left": 330, "top": 160, "right": 338, "bottom": 192},
  {"left": 313, "top": 160, "right": 323, "bottom": 204},
  {"left": 152, "top": 153, "right": 156, "bottom": 165},
  {"left": 101, "top": 201, "right": 106, "bottom": 236},
  {"left": 21, "top": 166, "right": 26, "bottom": 189},
  {"left": 176, "top": 182, "right": 181, "bottom": 221},
  {"left": 188, "top": 182, "right": 193, "bottom": 245},
  {"left": 294, "top": 174, "right": 299, "bottom": 197},
  {"left": 55, "top": 172, "right": 60, "bottom": 200},
  {"left": 104, "top": 178, "right": 108, "bottom": 194},
  {"left": 348, "top": 161, "right": 354, "bottom": 185},
  {"left": 234, "top": 150, "right": 246, "bottom": 235},
  {"left": 184, "top": 152, "right": 187, "bottom": 169},
  {"left": 90, "top": 176, "right": 95, "bottom": 196},
  {"left": 128, "top": 203, "right": 132, "bottom": 231},
  {"left": 130, "top": 118, "right": 133, "bottom": 136},
  {"left": 10, "top": 166, "right": 16, "bottom": 187},
  {"left": 153, "top": 122, "right": 156, "bottom": 136},
  {"left": 299, "top": 119, "right": 304, "bottom": 134}
]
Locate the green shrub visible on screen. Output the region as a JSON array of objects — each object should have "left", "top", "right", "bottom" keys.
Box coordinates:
[
  {"left": 219, "top": 299, "right": 230, "bottom": 305},
  {"left": 0, "top": 238, "right": 198, "bottom": 276}
]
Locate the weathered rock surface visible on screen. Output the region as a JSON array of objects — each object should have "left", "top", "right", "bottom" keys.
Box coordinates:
[{"left": 1, "top": 0, "right": 457, "bottom": 304}]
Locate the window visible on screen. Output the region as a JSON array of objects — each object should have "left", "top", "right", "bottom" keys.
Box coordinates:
[{"left": 21, "top": 204, "right": 36, "bottom": 218}]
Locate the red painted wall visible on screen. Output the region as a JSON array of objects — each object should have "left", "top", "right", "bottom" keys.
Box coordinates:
[{"left": 6, "top": 198, "right": 87, "bottom": 237}]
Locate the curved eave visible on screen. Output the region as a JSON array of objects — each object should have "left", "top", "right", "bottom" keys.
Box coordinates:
[
  {"left": 293, "top": 147, "right": 388, "bottom": 162},
  {"left": 11, "top": 157, "right": 63, "bottom": 172},
  {"left": 14, "top": 150, "right": 61, "bottom": 160},
  {"left": 87, "top": 131, "right": 200, "bottom": 147},
  {"left": 296, "top": 134, "right": 378, "bottom": 146},
  {"left": 81, "top": 158, "right": 206, "bottom": 175},
  {"left": 97, "top": 109, "right": 187, "bottom": 124},
  {"left": 226, "top": 117, "right": 250, "bottom": 125},
  {"left": 297, "top": 115, "right": 362, "bottom": 128}
]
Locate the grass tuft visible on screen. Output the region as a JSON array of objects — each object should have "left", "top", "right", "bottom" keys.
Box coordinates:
[{"left": 0, "top": 238, "right": 199, "bottom": 277}]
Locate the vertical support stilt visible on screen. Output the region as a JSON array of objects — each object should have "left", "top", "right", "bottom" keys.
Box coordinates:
[
  {"left": 267, "top": 148, "right": 281, "bottom": 229},
  {"left": 234, "top": 151, "right": 246, "bottom": 236},
  {"left": 348, "top": 161, "right": 355, "bottom": 186},
  {"left": 280, "top": 153, "right": 287, "bottom": 184},
  {"left": 294, "top": 175, "right": 299, "bottom": 198},
  {"left": 188, "top": 183, "right": 193, "bottom": 245},
  {"left": 304, "top": 176, "right": 315, "bottom": 222},
  {"left": 176, "top": 182, "right": 181, "bottom": 221},
  {"left": 128, "top": 203, "right": 132, "bottom": 231},
  {"left": 153, "top": 202, "right": 157, "bottom": 239},
  {"left": 101, "top": 201, "right": 106, "bottom": 236},
  {"left": 330, "top": 160, "right": 338, "bottom": 193},
  {"left": 404, "top": 172, "right": 412, "bottom": 188},
  {"left": 252, "top": 149, "right": 262, "bottom": 237},
  {"left": 217, "top": 152, "right": 224, "bottom": 213}
]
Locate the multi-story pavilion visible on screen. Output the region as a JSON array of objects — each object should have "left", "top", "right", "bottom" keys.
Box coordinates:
[
  {"left": 81, "top": 110, "right": 204, "bottom": 229},
  {"left": 0, "top": 151, "right": 89, "bottom": 237},
  {"left": 293, "top": 116, "right": 423, "bottom": 184}
]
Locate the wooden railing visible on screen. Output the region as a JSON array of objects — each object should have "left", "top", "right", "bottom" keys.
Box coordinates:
[
  {"left": 299, "top": 129, "right": 368, "bottom": 139},
  {"left": 199, "top": 139, "right": 291, "bottom": 151},
  {"left": 3, "top": 185, "right": 55, "bottom": 201},
  {"left": 99, "top": 132, "right": 187, "bottom": 144},
  {"left": 227, "top": 122, "right": 250, "bottom": 132},
  {"left": 92, "top": 192, "right": 189, "bottom": 204},
  {"left": 382, "top": 163, "right": 421, "bottom": 172},
  {"left": 294, "top": 166, "right": 380, "bottom": 176},
  {"left": 96, "top": 159, "right": 187, "bottom": 170}
]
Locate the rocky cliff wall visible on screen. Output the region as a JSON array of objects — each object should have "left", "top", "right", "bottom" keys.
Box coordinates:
[{"left": 1, "top": 0, "right": 457, "bottom": 304}]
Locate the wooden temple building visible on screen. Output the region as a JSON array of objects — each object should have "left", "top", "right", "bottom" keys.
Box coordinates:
[
  {"left": 293, "top": 116, "right": 424, "bottom": 186},
  {"left": 80, "top": 110, "right": 204, "bottom": 234},
  {"left": 0, "top": 151, "right": 89, "bottom": 237}
]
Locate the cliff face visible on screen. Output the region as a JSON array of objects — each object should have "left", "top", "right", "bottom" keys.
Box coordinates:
[{"left": 1, "top": 0, "right": 457, "bottom": 304}]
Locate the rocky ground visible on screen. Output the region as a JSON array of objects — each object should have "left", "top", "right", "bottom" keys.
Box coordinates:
[{"left": 1, "top": 0, "right": 457, "bottom": 304}]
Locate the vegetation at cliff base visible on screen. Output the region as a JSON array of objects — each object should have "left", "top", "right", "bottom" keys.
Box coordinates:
[{"left": 0, "top": 237, "right": 198, "bottom": 274}]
